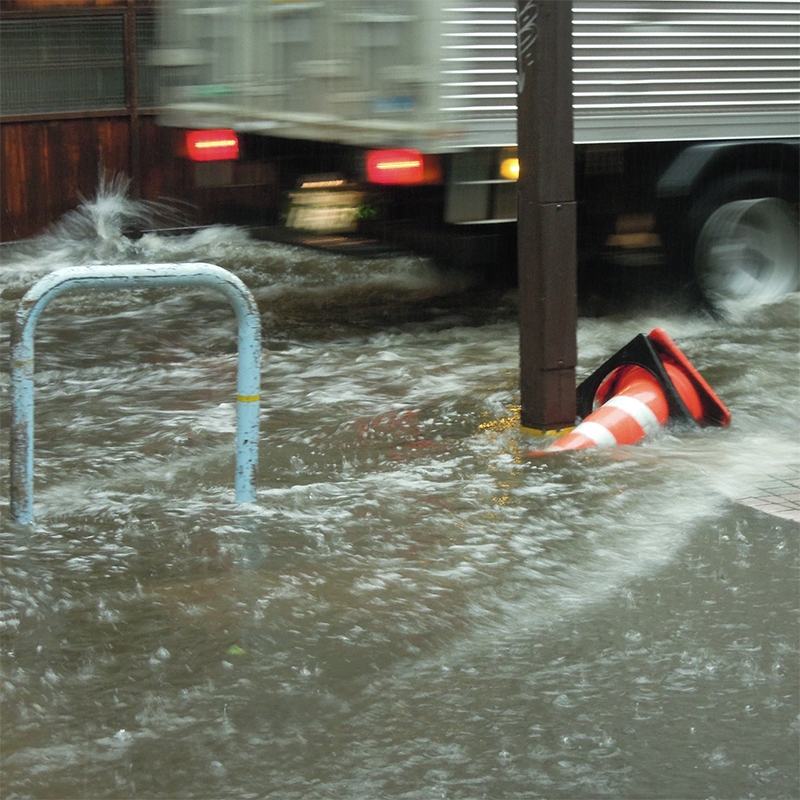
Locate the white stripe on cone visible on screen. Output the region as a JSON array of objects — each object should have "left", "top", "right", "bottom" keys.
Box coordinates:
[
  {"left": 570, "top": 420, "right": 618, "bottom": 447},
  {"left": 602, "top": 394, "right": 662, "bottom": 435}
]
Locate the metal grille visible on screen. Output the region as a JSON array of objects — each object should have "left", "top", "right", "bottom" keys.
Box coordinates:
[
  {"left": 440, "top": 0, "right": 800, "bottom": 145},
  {"left": 0, "top": 17, "right": 126, "bottom": 115},
  {"left": 136, "top": 13, "right": 159, "bottom": 109}
]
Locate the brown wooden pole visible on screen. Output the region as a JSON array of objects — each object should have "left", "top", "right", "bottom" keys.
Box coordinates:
[{"left": 517, "top": 0, "right": 577, "bottom": 432}]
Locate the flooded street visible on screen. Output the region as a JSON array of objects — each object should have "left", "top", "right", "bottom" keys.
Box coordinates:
[{"left": 1, "top": 193, "right": 798, "bottom": 799}]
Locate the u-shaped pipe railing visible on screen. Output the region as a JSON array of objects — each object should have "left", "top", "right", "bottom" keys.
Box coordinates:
[{"left": 9, "top": 263, "right": 262, "bottom": 525}]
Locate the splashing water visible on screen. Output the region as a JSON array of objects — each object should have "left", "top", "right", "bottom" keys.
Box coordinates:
[
  {"left": 62, "top": 174, "right": 186, "bottom": 249},
  {"left": 0, "top": 175, "right": 474, "bottom": 317},
  {"left": 0, "top": 176, "right": 193, "bottom": 288}
]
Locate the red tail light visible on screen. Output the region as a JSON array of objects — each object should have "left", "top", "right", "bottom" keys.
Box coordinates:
[
  {"left": 185, "top": 129, "right": 239, "bottom": 162},
  {"left": 366, "top": 149, "right": 425, "bottom": 185}
]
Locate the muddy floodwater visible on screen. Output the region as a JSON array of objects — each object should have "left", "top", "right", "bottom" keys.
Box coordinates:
[{"left": 1, "top": 192, "right": 798, "bottom": 799}]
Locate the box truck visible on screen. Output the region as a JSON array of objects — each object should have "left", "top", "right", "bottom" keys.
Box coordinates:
[{"left": 154, "top": 0, "right": 800, "bottom": 305}]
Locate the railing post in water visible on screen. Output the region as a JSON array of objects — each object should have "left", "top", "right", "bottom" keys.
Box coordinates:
[{"left": 9, "top": 264, "right": 262, "bottom": 525}]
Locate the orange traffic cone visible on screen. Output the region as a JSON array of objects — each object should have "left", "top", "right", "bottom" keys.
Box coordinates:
[{"left": 533, "top": 328, "right": 730, "bottom": 454}]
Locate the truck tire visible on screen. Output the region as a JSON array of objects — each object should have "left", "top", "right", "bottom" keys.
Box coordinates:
[
  {"left": 695, "top": 196, "right": 799, "bottom": 308},
  {"left": 687, "top": 170, "right": 799, "bottom": 310}
]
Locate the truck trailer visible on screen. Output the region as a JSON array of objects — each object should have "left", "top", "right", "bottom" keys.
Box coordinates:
[{"left": 154, "top": 0, "right": 800, "bottom": 306}]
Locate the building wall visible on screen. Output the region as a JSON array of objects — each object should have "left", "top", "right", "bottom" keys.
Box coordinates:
[{"left": 0, "top": 0, "right": 199, "bottom": 242}]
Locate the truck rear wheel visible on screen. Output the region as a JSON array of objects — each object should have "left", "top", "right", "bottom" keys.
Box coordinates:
[
  {"left": 695, "top": 196, "right": 799, "bottom": 309},
  {"left": 686, "top": 169, "right": 799, "bottom": 310}
]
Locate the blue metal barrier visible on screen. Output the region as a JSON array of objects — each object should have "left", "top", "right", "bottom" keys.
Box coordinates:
[{"left": 9, "top": 263, "right": 262, "bottom": 525}]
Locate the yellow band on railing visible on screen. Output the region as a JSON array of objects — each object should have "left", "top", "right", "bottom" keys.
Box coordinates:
[{"left": 237, "top": 394, "right": 261, "bottom": 403}]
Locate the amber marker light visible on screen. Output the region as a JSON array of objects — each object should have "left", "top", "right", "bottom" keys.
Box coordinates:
[
  {"left": 186, "top": 129, "right": 240, "bottom": 162},
  {"left": 500, "top": 157, "right": 520, "bottom": 181}
]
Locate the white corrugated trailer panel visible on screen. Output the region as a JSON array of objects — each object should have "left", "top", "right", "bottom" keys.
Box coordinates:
[
  {"left": 441, "top": 0, "right": 800, "bottom": 146},
  {"left": 158, "top": 0, "right": 800, "bottom": 149}
]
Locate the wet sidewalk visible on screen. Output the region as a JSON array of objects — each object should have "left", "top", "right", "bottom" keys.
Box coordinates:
[{"left": 730, "top": 465, "right": 800, "bottom": 523}]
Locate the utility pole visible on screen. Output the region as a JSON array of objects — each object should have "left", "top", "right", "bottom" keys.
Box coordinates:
[{"left": 516, "top": 0, "right": 577, "bottom": 432}]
